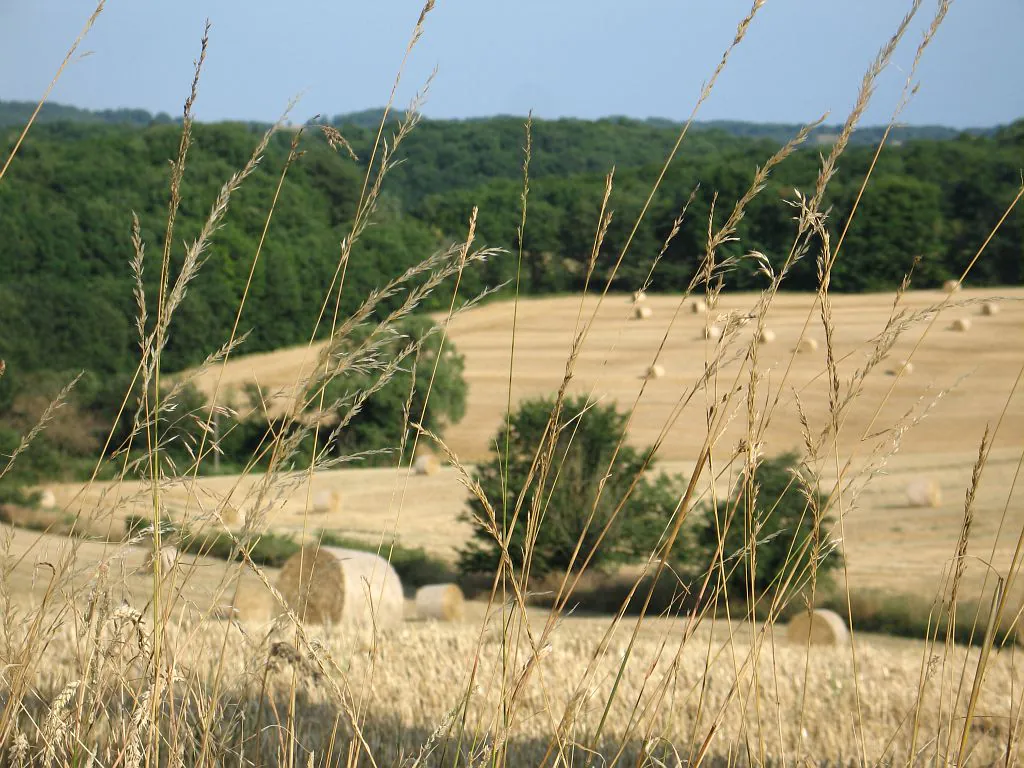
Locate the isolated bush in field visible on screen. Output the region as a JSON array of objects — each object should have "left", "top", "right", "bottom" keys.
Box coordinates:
[
  {"left": 458, "top": 394, "right": 689, "bottom": 578},
  {"left": 695, "top": 451, "right": 840, "bottom": 599}
]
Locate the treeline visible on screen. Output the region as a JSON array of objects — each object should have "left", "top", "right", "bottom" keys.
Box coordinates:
[{"left": 0, "top": 108, "right": 1021, "bottom": 480}]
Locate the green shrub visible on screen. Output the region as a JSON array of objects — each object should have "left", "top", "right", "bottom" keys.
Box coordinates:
[
  {"left": 458, "top": 394, "right": 690, "bottom": 578},
  {"left": 694, "top": 452, "right": 841, "bottom": 600}
]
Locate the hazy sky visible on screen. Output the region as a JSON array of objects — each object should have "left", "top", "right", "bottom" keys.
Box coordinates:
[{"left": 2, "top": 1, "right": 1022, "bottom": 129}]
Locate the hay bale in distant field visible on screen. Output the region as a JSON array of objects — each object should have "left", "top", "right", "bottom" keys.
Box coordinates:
[
  {"left": 413, "top": 454, "right": 441, "bottom": 476},
  {"left": 757, "top": 328, "right": 776, "bottom": 345},
  {"left": 796, "top": 338, "right": 819, "bottom": 354},
  {"left": 886, "top": 359, "right": 914, "bottom": 376},
  {"left": 633, "top": 305, "right": 653, "bottom": 320},
  {"left": 311, "top": 490, "right": 342, "bottom": 515},
  {"left": 950, "top": 317, "right": 972, "bottom": 332},
  {"left": 632, "top": 290, "right": 647, "bottom": 304},
  {"left": 906, "top": 479, "right": 942, "bottom": 508},
  {"left": 277, "top": 546, "right": 404, "bottom": 630},
  {"left": 690, "top": 298, "right": 707, "bottom": 314},
  {"left": 415, "top": 584, "right": 465, "bottom": 622},
  {"left": 703, "top": 324, "right": 722, "bottom": 340},
  {"left": 221, "top": 504, "right": 244, "bottom": 527},
  {"left": 980, "top": 301, "right": 1000, "bottom": 316},
  {"left": 141, "top": 546, "right": 177, "bottom": 575},
  {"left": 38, "top": 489, "right": 57, "bottom": 510},
  {"left": 943, "top": 279, "right": 961, "bottom": 293},
  {"left": 644, "top": 364, "right": 666, "bottom": 380},
  {"left": 787, "top": 609, "right": 849, "bottom": 646}
]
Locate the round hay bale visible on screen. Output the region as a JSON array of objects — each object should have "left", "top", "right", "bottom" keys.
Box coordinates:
[
  {"left": 232, "top": 568, "right": 276, "bottom": 625},
  {"left": 943, "top": 279, "right": 961, "bottom": 293},
  {"left": 886, "top": 359, "right": 914, "bottom": 376},
  {"left": 796, "top": 338, "right": 819, "bottom": 354},
  {"left": 415, "top": 583, "right": 465, "bottom": 622},
  {"left": 38, "top": 489, "right": 57, "bottom": 510},
  {"left": 644, "top": 364, "right": 666, "bottom": 380},
  {"left": 906, "top": 478, "right": 942, "bottom": 508},
  {"left": 787, "top": 609, "right": 849, "bottom": 646},
  {"left": 690, "top": 298, "right": 707, "bottom": 314},
  {"left": 757, "top": 328, "right": 776, "bottom": 345},
  {"left": 980, "top": 301, "right": 999, "bottom": 316},
  {"left": 311, "top": 490, "right": 342, "bottom": 515},
  {"left": 950, "top": 317, "right": 972, "bottom": 332},
  {"left": 703, "top": 324, "right": 722, "bottom": 341},
  {"left": 631, "top": 290, "right": 647, "bottom": 304},
  {"left": 221, "top": 504, "right": 244, "bottom": 527},
  {"left": 413, "top": 454, "right": 441, "bottom": 476},
  {"left": 140, "top": 546, "right": 177, "bottom": 575},
  {"left": 277, "top": 546, "right": 404, "bottom": 630},
  {"left": 633, "top": 305, "right": 653, "bottom": 320}
]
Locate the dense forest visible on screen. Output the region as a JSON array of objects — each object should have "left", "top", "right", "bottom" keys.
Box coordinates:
[{"left": 0, "top": 101, "right": 1021, "bottom": 480}]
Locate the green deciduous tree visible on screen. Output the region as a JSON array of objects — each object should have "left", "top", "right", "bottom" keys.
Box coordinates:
[{"left": 458, "top": 395, "right": 690, "bottom": 577}]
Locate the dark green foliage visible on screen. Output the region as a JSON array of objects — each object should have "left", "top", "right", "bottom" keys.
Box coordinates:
[
  {"left": 458, "top": 395, "right": 689, "bottom": 577},
  {"left": 695, "top": 452, "right": 841, "bottom": 599},
  {"left": 318, "top": 315, "right": 468, "bottom": 462},
  {"left": 318, "top": 531, "right": 456, "bottom": 589}
]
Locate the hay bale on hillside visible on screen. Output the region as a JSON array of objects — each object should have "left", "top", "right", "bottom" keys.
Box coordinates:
[
  {"left": 690, "top": 298, "right": 707, "bottom": 314},
  {"left": 140, "top": 546, "right": 177, "bottom": 575},
  {"left": 633, "top": 305, "right": 653, "bottom": 320},
  {"left": 311, "top": 490, "right": 342, "bottom": 515},
  {"left": 38, "top": 488, "right": 57, "bottom": 510},
  {"left": 787, "top": 609, "right": 849, "bottom": 646},
  {"left": 906, "top": 479, "right": 942, "bottom": 508},
  {"left": 950, "top": 317, "right": 972, "bottom": 332},
  {"left": 415, "top": 583, "right": 465, "bottom": 622},
  {"left": 277, "top": 546, "right": 404, "bottom": 630},
  {"left": 413, "top": 454, "right": 441, "bottom": 476},
  {"left": 632, "top": 290, "right": 647, "bottom": 304},
  {"left": 980, "top": 301, "right": 1000, "bottom": 316},
  {"left": 886, "top": 359, "right": 914, "bottom": 376},
  {"left": 644, "top": 364, "right": 666, "bottom": 380},
  {"left": 221, "top": 504, "right": 244, "bottom": 527},
  {"left": 796, "top": 338, "right": 819, "bottom": 354},
  {"left": 943, "top": 279, "right": 961, "bottom": 293},
  {"left": 703, "top": 324, "right": 722, "bottom": 341},
  {"left": 757, "top": 328, "right": 776, "bottom": 345}
]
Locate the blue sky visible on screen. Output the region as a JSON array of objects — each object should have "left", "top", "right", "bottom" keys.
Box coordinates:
[{"left": 1, "top": 0, "right": 1021, "bottom": 128}]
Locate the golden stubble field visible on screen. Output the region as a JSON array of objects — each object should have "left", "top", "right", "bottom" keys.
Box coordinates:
[
  {"left": 5, "top": 287, "right": 1023, "bottom": 765},
  {"left": 40, "top": 287, "right": 1024, "bottom": 598}
]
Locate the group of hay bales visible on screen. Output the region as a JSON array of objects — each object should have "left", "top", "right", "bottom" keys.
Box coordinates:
[
  {"left": 231, "top": 544, "right": 465, "bottom": 631},
  {"left": 944, "top": 279, "right": 1001, "bottom": 330}
]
